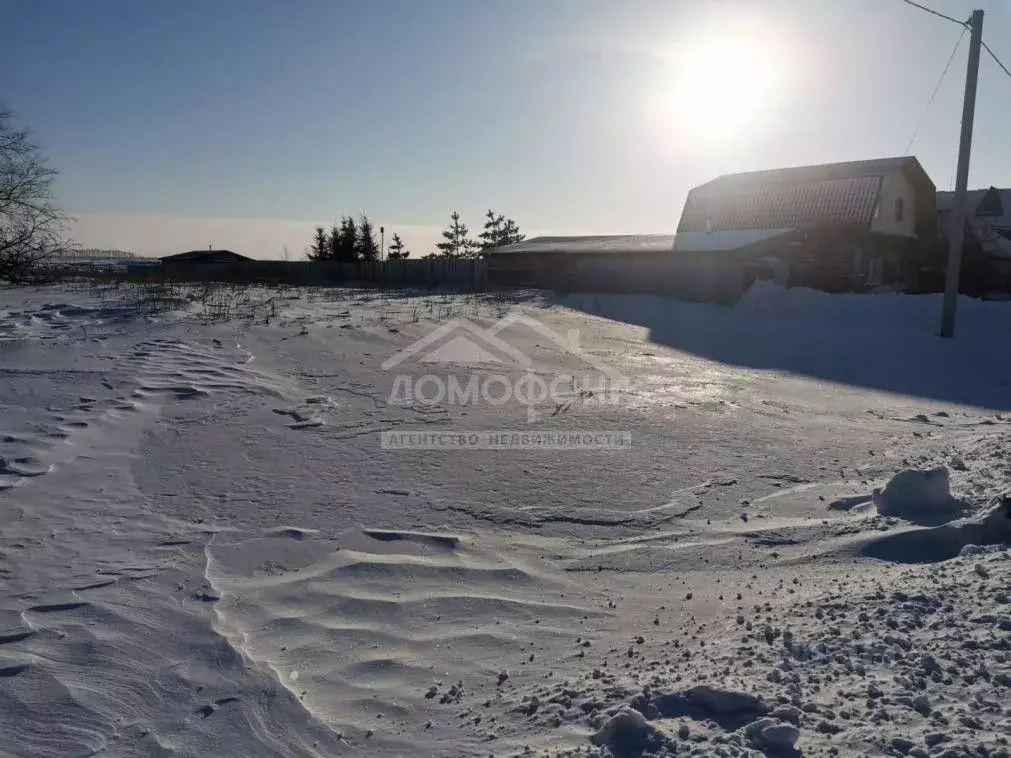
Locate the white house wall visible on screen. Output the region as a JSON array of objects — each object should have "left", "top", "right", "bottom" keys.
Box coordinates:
[{"left": 870, "top": 169, "right": 917, "bottom": 237}]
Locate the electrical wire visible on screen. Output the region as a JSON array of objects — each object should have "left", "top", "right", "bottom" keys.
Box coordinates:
[
  {"left": 982, "top": 40, "right": 1011, "bottom": 81},
  {"left": 904, "top": 26, "right": 966, "bottom": 154},
  {"left": 898, "top": 0, "right": 968, "bottom": 27}
]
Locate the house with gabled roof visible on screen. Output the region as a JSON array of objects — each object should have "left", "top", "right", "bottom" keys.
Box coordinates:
[
  {"left": 675, "top": 156, "right": 937, "bottom": 292},
  {"left": 486, "top": 157, "right": 941, "bottom": 301},
  {"left": 937, "top": 186, "right": 1011, "bottom": 293}
]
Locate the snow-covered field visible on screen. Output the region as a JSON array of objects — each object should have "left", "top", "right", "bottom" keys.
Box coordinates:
[{"left": 0, "top": 281, "right": 1008, "bottom": 758}]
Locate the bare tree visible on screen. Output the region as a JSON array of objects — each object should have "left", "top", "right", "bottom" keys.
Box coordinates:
[{"left": 1, "top": 108, "right": 70, "bottom": 281}]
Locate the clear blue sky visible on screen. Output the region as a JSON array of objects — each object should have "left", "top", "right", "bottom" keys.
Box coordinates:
[{"left": 3, "top": 0, "right": 1011, "bottom": 257}]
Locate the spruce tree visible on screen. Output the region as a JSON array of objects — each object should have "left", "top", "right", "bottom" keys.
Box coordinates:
[
  {"left": 336, "top": 216, "right": 358, "bottom": 262},
  {"left": 356, "top": 214, "right": 380, "bottom": 260},
  {"left": 308, "top": 226, "right": 330, "bottom": 261},
  {"left": 328, "top": 221, "right": 342, "bottom": 260}
]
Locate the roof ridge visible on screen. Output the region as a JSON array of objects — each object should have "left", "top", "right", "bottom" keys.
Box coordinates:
[
  {"left": 699, "top": 158, "right": 924, "bottom": 193},
  {"left": 712, "top": 156, "right": 916, "bottom": 180}
]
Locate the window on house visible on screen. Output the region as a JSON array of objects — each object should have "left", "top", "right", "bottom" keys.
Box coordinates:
[{"left": 895, "top": 198, "right": 905, "bottom": 222}]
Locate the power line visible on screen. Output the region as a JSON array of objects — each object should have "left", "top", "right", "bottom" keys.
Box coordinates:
[
  {"left": 898, "top": 0, "right": 968, "bottom": 27},
  {"left": 904, "top": 26, "right": 967, "bottom": 153},
  {"left": 982, "top": 39, "right": 1011, "bottom": 81},
  {"left": 898, "top": 0, "right": 1011, "bottom": 82}
]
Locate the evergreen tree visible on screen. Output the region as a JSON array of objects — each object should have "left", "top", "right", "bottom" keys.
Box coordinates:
[
  {"left": 435, "top": 211, "right": 477, "bottom": 259},
  {"left": 335, "top": 216, "right": 358, "bottom": 262},
  {"left": 307, "top": 226, "right": 330, "bottom": 261},
  {"left": 500, "top": 217, "right": 525, "bottom": 246},
  {"left": 478, "top": 210, "right": 504, "bottom": 250},
  {"left": 356, "top": 214, "right": 380, "bottom": 260},
  {"left": 478, "top": 209, "right": 525, "bottom": 250},
  {"left": 328, "top": 221, "right": 342, "bottom": 260},
  {"left": 386, "top": 233, "right": 409, "bottom": 259}
]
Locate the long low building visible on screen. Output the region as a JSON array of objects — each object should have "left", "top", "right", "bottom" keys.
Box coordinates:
[{"left": 485, "top": 234, "right": 744, "bottom": 302}]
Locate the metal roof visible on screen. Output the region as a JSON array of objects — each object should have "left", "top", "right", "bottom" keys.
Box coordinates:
[
  {"left": 937, "top": 187, "right": 1011, "bottom": 226},
  {"left": 678, "top": 156, "right": 931, "bottom": 235},
  {"left": 701, "top": 156, "right": 919, "bottom": 190},
  {"left": 679, "top": 176, "right": 883, "bottom": 234},
  {"left": 486, "top": 234, "right": 675, "bottom": 255}
]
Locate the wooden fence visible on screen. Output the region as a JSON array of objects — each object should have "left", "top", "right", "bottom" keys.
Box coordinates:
[{"left": 119, "top": 259, "right": 489, "bottom": 290}]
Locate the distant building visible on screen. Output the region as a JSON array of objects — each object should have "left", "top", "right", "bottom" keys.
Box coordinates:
[
  {"left": 160, "top": 249, "right": 253, "bottom": 264},
  {"left": 61, "top": 248, "right": 138, "bottom": 261},
  {"left": 937, "top": 186, "right": 1011, "bottom": 294},
  {"left": 48, "top": 248, "right": 139, "bottom": 274},
  {"left": 675, "top": 156, "right": 937, "bottom": 292}
]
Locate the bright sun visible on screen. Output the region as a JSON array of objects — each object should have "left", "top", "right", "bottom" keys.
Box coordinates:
[{"left": 668, "top": 36, "right": 780, "bottom": 139}]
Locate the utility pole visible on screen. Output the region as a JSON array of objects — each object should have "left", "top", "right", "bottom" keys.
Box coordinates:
[
  {"left": 940, "top": 8, "right": 984, "bottom": 338},
  {"left": 380, "top": 226, "right": 385, "bottom": 261}
]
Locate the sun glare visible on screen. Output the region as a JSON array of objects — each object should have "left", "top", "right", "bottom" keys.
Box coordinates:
[{"left": 666, "top": 35, "right": 780, "bottom": 140}]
